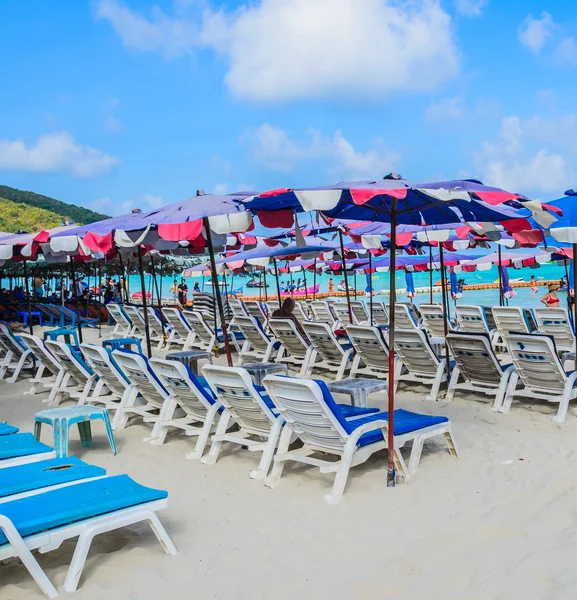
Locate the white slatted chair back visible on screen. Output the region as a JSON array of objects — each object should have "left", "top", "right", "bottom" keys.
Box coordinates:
[
  {"left": 419, "top": 304, "right": 449, "bottom": 338},
  {"left": 122, "top": 306, "right": 146, "bottom": 336},
  {"left": 44, "top": 341, "right": 93, "bottom": 385},
  {"left": 534, "top": 307, "right": 575, "bottom": 353},
  {"left": 265, "top": 301, "right": 280, "bottom": 316},
  {"left": 455, "top": 305, "right": 491, "bottom": 335},
  {"left": 161, "top": 307, "right": 192, "bottom": 339},
  {"left": 235, "top": 315, "right": 275, "bottom": 354},
  {"left": 269, "top": 318, "right": 310, "bottom": 359},
  {"left": 492, "top": 307, "right": 531, "bottom": 338},
  {"left": 184, "top": 311, "right": 215, "bottom": 348},
  {"left": 302, "top": 321, "right": 349, "bottom": 367},
  {"left": 370, "top": 301, "right": 389, "bottom": 326},
  {"left": 202, "top": 365, "right": 278, "bottom": 436},
  {"left": 445, "top": 333, "right": 504, "bottom": 385},
  {"left": 345, "top": 325, "right": 390, "bottom": 374},
  {"left": 294, "top": 302, "right": 310, "bottom": 323},
  {"left": 0, "top": 325, "right": 28, "bottom": 357},
  {"left": 350, "top": 301, "right": 369, "bottom": 325},
  {"left": 229, "top": 299, "right": 248, "bottom": 319},
  {"left": 18, "top": 333, "right": 62, "bottom": 377},
  {"left": 244, "top": 301, "right": 267, "bottom": 323},
  {"left": 310, "top": 301, "right": 336, "bottom": 326},
  {"left": 394, "top": 328, "right": 441, "bottom": 377},
  {"left": 81, "top": 344, "right": 130, "bottom": 398},
  {"left": 331, "top": 302, "right": 354, "bottom": 326},
  {"left": 505, "top": 334, "right": 567, "bottom": 394},
  {"left": 394, "top": 304, "right": 419, "bottom": 330},
  {"left": 141, "top": 307, "right": 165, "bottom": 338},
  {"left": 106, "top": 303, "right": 132, "bottom": 335}
]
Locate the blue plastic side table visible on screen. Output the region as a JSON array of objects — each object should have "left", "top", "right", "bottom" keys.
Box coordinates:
[
  {"left": 102, "top": 337, "right": 143, "bottom": 354},
  {"left": 43, "top": 327, "right": 79, "bottom": 346}
]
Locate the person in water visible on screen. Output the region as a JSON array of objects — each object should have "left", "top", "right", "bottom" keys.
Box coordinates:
[
  {"left": 328, "top": 277, "right": 334, "bottom": 293},
  {"left": 541, "top": 283, "right": 560, "bottom": 307},
  {"left": 529, "top": 275, "right": 538, "bottom": 295}
]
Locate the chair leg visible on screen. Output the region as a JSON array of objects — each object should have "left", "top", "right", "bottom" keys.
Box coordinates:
[
  {"left": 112, "top": 387, "right": 138, "bottom": 431},
  {"left": 6, "top": 350, "right": 32, "bottom": 383},
  {"left": 426, "top": 362, "right": 445, "bottom": 402},
  {"left": 325, "top": 439, "right": 356, "bottom": 504},
  {"left": 553, "top": 387, "right": 572, "bottom": 424},
  {"left": 102, "top": 412, "right": 118, "bottom": 455},
  {"left": 250, "top": 418, "right": 283, "bottom": 480},
  {"left": 445, "top": 366, "right": 460, "bottom": 402},
  {"left": 264, "top": 424, "right": 292, "bottom": 489},
  {"left": 499, "top": 372, "right": 519, "bottom": 414},
  {"left": 200, "top": 410, "right": 232, "bottom": 465},
  {"left": 186, "top": 404, "right": 221, "bottom": 460},
  {"left": 444, "top": 428, "right": 459, "bottom": 458},
  {"left": 147, "top": 397, "right": 177, "bottom": 445},
  {"left": 408, "top": 435, "right": 425, "bottom": 474},
  {"left": 47, "top": 370, "right": 65, "bottom": 405}
]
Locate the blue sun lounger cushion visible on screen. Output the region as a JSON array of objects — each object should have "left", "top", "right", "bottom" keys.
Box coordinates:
[
  {"left": 0, "top": 433, "right": 53, "bottom": 461},
  {"left": 0, "top": 457, "right": 106, "bottom": 498},
  {"left": 0, "top": 423, "right": 18, "bottom": 436},
  {"left": 0, "top": 474, "right": 168, "bottom": 546},
  {"left": 314, "top": 379, "right": 381, "bottom": 419}
]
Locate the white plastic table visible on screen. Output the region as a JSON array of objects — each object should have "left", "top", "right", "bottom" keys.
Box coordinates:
[
  {"left": 328, "top": 378, "right": 387, "bottom": 408},
  {"left": 241, "top": 362, "right": 289, "bottom": 386}
]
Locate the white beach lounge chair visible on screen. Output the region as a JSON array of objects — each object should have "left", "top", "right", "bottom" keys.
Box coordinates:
[
  {"left": 331, "top": 302, "right": 355, "bottom": 327},
  {"left": 455, "top": 305, "right": 497, "bottom": 342},
  {"left": 234, "top": 315, "right": 280, "bottom": 365},
  {"left": 148, "top": 358, "right": 226, "bottom": 458},
  {"left": 534, "top": 307, "right": 576, "bottom": 354},
  {"left": 350, "top": 301, "right": 370, "bottom": 325},
  {"left": 139, "top": 307, "right": 167, "bottom": 349},
  {"left": 0, "top": 474, "right": 175, "bottom": 598},
  {"left": 369, "top": 301, "right": 389, "bottom": 326},
  {"left": 105, "top": 303, "right": 132, "bottom": 338},
  {"left": 0, "top": 324, "right": 34, "bottom": 383},
  {"left": 445, "top": 332, "right": 515, "bottom": 410},
  {"left": 302, "top": 321, "right": 355, "bottom": 381},
  {"left": 243, "top": 300, "right": 268, "bottom": 324},
  {"left": 492, "top": 306, "right": 532, "bottom": 341},
  {"left": 310, "top": 301, "right": 337, "bottom": 328},
  {"left": 110, "top": 350, "right": 171, "bottom": 433},
  {"left": 122, "top": 305, "right": 147, "bottom": 339},
  {"left": 502, "top": 333, "right": 577, "bottom": 422},
  {"left": 229, "top": 298, "right": 248, "bottom": 321},
  {"left": 346, "top": 324, "right": 398, "bottom": 385},
  {"left": 161, "top": 307, "right": 195, "bottom": 351},
  {"left": 419, "top": 303, "right": 452, "bottom": 341},
  {"left": 294, "top": 302, "right": 311, "bottom": 323},
  {"left": 18, "top": 333, "right": 65, "bottom": 398},
  {"left": 263, "top": 375, "right": 458, "bottom": 504},
  {"left": 393, "top": 304, "right": 420, "bottom": 330},
  {"left": 265, "top": 300, "right": 280, "bottom": 317},
  {"left": 43, "top": 341, "right": 97, "bottom": 406},
  {"left": 185, "top": 311, "right": 243, "bottom": 354},
  {"left": 394, "top": 328, "right": 449, "bottom": 401},
  {"left": 268, "top": 318, "right": 314, "bottom": 375}
]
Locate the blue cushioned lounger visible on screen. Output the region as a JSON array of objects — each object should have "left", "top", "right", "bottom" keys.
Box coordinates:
[
  {"left": 0, "top": 423, "right": 18, "bottom": 436},
  {"left": 0, "top": 474, "right": 177, "bottom": 598},
  {"left": 0, "top": 433, "right": 54, "bottom": 468},
  {"left": 0, "top": 457, "right": 106, "bottom": 499}
]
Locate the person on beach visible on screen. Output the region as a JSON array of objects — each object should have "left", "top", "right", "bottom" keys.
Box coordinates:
[
  {"left": 193, "top": 281, "right": 200, "bottom": 292},
  {"left": 541, "top": 283, "right": 560, "bottom": 307},
  {"left": 272, "top": 297, "right": 307, "bottom": 338},
  {"left": 177, "top": 278, "right": 188, "bottom": 306},
  {"left": 529, "top": 275, "right": 538, "bottom": 295}
]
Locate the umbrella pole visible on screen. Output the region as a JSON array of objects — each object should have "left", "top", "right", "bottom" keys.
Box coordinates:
[
  {"left": 439, "top": 244, "right": 450, "bottom": 379},
  {"left": 369, "top": 251, "right": 374, "bottom": 325},
  {"left": 313, "top": 259, "right": 317, "bottom": 300},
  {"left": 573, "top": 244, "right": 577, "bottom": 372},
  {"left": 98, "top": 259, "right": 102, "bottom": 338},
  {"left": 338, "top": 228, "right": 353, "bottom": 323},
  {"left": 23, "top": 260, "right": 34, "bottom": 335},
  {"left": 304, "top": 267, "right": 308, "bottom": 300},
  {"left": 69, "top": 259, "right": 83, "bottom": 344},
  {"left": 137, "top": 247, "right": 153, "bottom": 358},
  {"left": 204, "top": 217, "right": 233, "bottom": 367},
  {"left": 497, "top": 245, "right": 504, "bottom": 307},
  {"left": 273, "top": 258, "right": 282, "bottom": 306},
  {"left": 118, "top": 252, "right": 127, "bottom": 303},
  {"left": 150, "top": 255, "right": 167, "bottom": 345},
  {"left": 564, "top": 259, "right": 573, "bottom": 329},
  {"left": 429, "top": 246, "right": 433, "bottom": 303},
  {"left": 263, "top": 267, "right": 268, "bottom": 302},
  {"left": 386, "top": 202, "right": 398, "bottom": 488}
]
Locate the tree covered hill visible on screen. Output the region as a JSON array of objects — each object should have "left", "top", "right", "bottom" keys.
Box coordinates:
[{"left": 0, "top": 185, "right": 110, "bottom": 228}]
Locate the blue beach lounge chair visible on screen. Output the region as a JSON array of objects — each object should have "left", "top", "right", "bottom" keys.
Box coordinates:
[
  {"left": 0, "top": 433, "right": 56, "bottom": 469},
  {"left": 0, "top": 423, "right": 18, "bottom": 436}
]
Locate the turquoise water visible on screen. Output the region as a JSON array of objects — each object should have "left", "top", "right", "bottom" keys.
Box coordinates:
[{"left": 128, "top": 261, "right": 571, "bottom": 310}]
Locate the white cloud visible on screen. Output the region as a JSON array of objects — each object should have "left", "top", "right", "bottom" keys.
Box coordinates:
[
  {"left": 0, "top": 131, "right": 119, "bottom": 178},
  {"left": 474, "top": 115, "right": 577, "bottom": 196},
  {"left": 454, "top": 0, "right": 487, "bottom": 17},
  {"left": 425, "top": 96, "right": 465, "bottom": 123},
  {"left": 247, "top": 124, "right": 400, "bottom": 180},
  {"left": 95, "top": 0, "right": 460, "bottom": 102},
  {"left": 118, "top": 193, "right": 165, "bottom": 215},
  {"left": 518, "top": 12, "right": 554, "bottom": 53},
  {"left": 104, "top": 115, "right": 124, "bottom": 133},
  {"left": 213, "top": 183, "right": 229, "bottom": 195},
  {"left": 554, "top": 36, "right": 577, "bottom": 66}
]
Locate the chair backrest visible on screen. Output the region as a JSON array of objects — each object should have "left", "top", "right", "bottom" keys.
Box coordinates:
[
  {"left": 419, "top": 304, "right": 449, "bottom": 338},
  {"left": 492, "top": 307, "right": 531, "bottom": 337},
  {"left": 505, "top": 333, "right": 566, "bottom": 393},
  {"left": 310, "top": 301, "right": 336, "bottom": 326},
  {"left": 123, "top": 306, "right": 146, "bottom": 334},
  {"left": 394, "top": 328, "right": 441, "bottom": 377},
  {"left": 534, "top": 307, "right": 575, "bottom": 352},
  {"left": 18, "top": 333, "right": 62, "bottom": 376},
  {"left": 150, "top": 358, "right": 217, "bottom": 419},
  {"left": 185, "top": 311, "right": 215, "bottom": 345},
  {"left": 106, "top": 303, "right": 131, "bottom": 328},
  {"left": 111, "top": 350, "right": 169, "bottom": 408},
  {"left": 394, "top": 304, "right": 419, "bottom": 330},
  {"left": 44, "top": 341, "right": 93, "bottom": 384},
  {"left": 302, "top": 321, "right": 347, "bottom": 366},
  {"left": 235, "top": 315, "right": 273, "bottom": 352},
  {"left": 445, "top": 332, "right": 503, "bottom": 384},
  {"left": 202, "top": 365, "right": 278, "bottom": 435},
  {"left": 369, "top": 301, "right": 389, "bottom": 326},
  {"left": 161, "top": 307, "right": 191, "bottom": 338},
  {"left": 140, "top": 307, "right": 165, "bottom": 338},
  {"left": 268, "top": 318, "right": 310, "bottom": 359},
  {"left": 229, "top": 299, "right": 248, "bottom": 319},
  {"left": 345, "top": 325, "right": 390, "bottom": 373},
  {"left": 263, "top": 376, "right": 350, "bottom": 452},
  {"left": 331, "top": 302, "right": 354, "bottom": 325},
  {"left": 265, "top": 301, "right": 280, "bottom": 316},
  {"left": 350, "top": 301, "right": 369, "bottom": 324},
  {"left": 244, "top": 301, "right": 267, "bottom": 323},
  {"left": 0, "top": 324, "right": 27, "bottom": 356},
  {"left": 80, "top": 343, "right": 130, "bottom": 397},
  {"left": 294, "top": 302, "right": 310, "bottom": 323},
  {"left": 455, "top": 305, "right": 491, "bottom": 335}
]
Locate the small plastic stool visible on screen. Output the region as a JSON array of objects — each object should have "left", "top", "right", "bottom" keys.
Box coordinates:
[
  {"left": 43, "top": 327, "right": 79, "bottom": 346},
  {"left": 34, "top": 406, "right": 118, "bottom": 458},
  {"left": 102, "top": 337, "right": 143, "bottom": 354},
  {"left": 15, "top": 311, "right": 43, "bottom": 327}
]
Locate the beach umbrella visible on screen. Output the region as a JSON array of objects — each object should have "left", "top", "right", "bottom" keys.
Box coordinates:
[
  {"left": 449, "top": 270, "right": 460, "bottom": 300},
  {"left": 404, "top": 270, "right": 415, "bottom": 299},
  {"left": 239, "top": 176, "right": 546, "bottom": 487},
  {"left": 500, "top": 265, "right": 516, "bottom": 301}
]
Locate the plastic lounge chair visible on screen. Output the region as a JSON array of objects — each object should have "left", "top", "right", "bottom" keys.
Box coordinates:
[
  {"left": 350, "top": 301, "right": 370, "bottom": 325},
  {"left": 445, "top": 332, "right": 515, "bottom": 410},
  {"left": 161, "top": 307, "right": 195, "bottom": 351},
  {"left": 0, "top": 474, "right": 176, "bottom": 598},
  {"left": 18, "top": 333, "right": 65, "bottom": 399},
  {"left": 234, "top": 315, "right": 280, "bottom": 365},
  {"left": 502, "top": 333, "right": 577, "bottom": 422},
  {"left": 243, "top": 300, "right": 267, "bottom": 325},
  {"left": 110, "top": 350, "right": 171, "bottom": 433},
  {"left": 265, "top": 300, "right": 280, "bottom": 317},
  {"left": 268, "top": 318, "right": 314, "bottom": 375},
  {"left": 310, "top": 301, "right": 337, "bottom": 328},
  {"left": 184, "top": 311, "right": 243, "bottom": 354},
  {"left": 0, "top": 433, "right": 56, "bottom": 469},
  {"left": 59, "top": 305, "right": 99, "bottom": 329},
  {"left": 80, "top": 343, "right": 132, "bottom": 411},
  {"left": 262, "top": 375, "right": 458, "bottom": 504},
  {"left": 294, "top": 302, "right": 310, "bottom": 323},
  {"left": 394, "top": 304, "right": 420, "bottom": 330},
  {"left": 346, "top": 324, "right": 399, "bottom": 386},
  {"left": 148, "top": 358, "right": 226, "bottom": 458},
  {"left": 369, "top": 301, "right": 389, "bottom": 326},
  {"left": 105, "top": 303, "right": 133, "bottom": 338},
  {"left": 229, "top": 298, "right": 248, "bottom": 322},
  {"left": 394, "top": 328, "right": 449, "bottom": 401},
  {"left": 0, "top": 457, "right": 106, "bottom": 501},
  {"left": 534, "top": 307, "right": 576, "bottom": 355},
  {"left": 139, "top": 307, "right": 167, "bottom": 349},
  {"left": 0, "top": 423, "right": 18, "bottom": 436},
  {"left": 44, "top": 341, "right": 97, "bottom": 406},
  {"left": 455, "top": 305, "right": 498, "bottom": 344},
  {"left": 0, "top": 324, "right": 34, "bottom": 383},
  {"left": 419, "top": 303, "right": 453, "bottom": 341},
  {"left": 122, "top": 305, "right": 147, "bottom": 339},
  {"left": 492, "top": 306, "right": 532, "bottom": 347},
  {"left": 331, "top": 302, "right": 355, "bottom": 327},
  {"left": 301, "top": 321, "right": 355, "bottom": 381}
]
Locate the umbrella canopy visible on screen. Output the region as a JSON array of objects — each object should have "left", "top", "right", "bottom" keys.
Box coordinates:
[{"left": 500, "top": 265, "right": 516, "bottom": 299}]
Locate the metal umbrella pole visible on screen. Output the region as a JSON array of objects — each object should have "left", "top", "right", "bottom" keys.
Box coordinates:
[
  {"left": 438, "top": 243, "right": 451, "bottom": 378},
  {"left": 429, "top": 245, "right": 433, "bottom": 303},
  {"left": 22, "top": 260, "right": 34, "bottom": 335},
  {"left": 204, "top": 217, "right": 233, "bottom": 367},
  {"left": 150, "top": 255, "right": 167, "bottom": 345},
  {"left": 272, "top": 258, "right": 282, "bottom": 306},
  {"left": 137, "top": 247, "right": 153, "bottom": 358},
  {"left": 69, "top": 258, "right": 84, "bottom": 344},
  {"left": 263, "top": 267, "right": 268, "bottom": 302},
  {"left": 313, "top": 258, "right": 317, "bottom": 300},
  {"left": 564, "top": 258, "right": 572, "bottom": 328},
  {"left": 573, "top": 244, "right": 577, "bottom": 371},
  {"left": 338, "top": 228, "right": 353, "bottom": 323},
  {"left": 98, "top": 259, "right": 103, "bottom": 338},
  {"left": 497, "top": 244, "right": 504, "bottom": 307},
  {"left": 368, "top": 251, "right": 373, "bottom": 325}
]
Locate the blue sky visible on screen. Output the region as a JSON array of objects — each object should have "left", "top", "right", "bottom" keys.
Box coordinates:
[{"left": 1, "top": 0, "right": 577, "bottom": 216}]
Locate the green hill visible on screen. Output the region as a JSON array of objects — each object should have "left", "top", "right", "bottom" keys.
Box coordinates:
[
  {"left": 0, "top": 185, "right": 110, "bottom": 226},
  {"left": 0, "top": 198, "right": 65, "bottom": 233}
]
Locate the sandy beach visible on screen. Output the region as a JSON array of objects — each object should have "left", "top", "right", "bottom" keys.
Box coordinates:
[{"left": 2, "top": 326, "right": 577, "bottom": 600}]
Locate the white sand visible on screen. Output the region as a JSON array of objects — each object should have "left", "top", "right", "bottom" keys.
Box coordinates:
[{"left": 2, "top": 326, "right": 577, "bottom": 599}]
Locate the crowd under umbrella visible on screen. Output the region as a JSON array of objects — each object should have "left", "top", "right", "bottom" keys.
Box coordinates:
[{"left": 238, "top": 175, "right": 556, "bottom": 487}]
